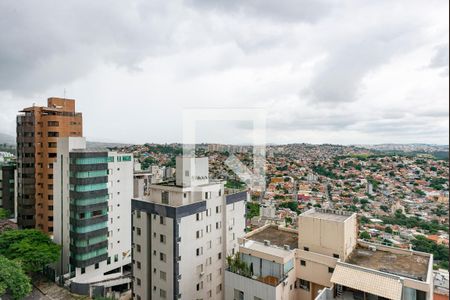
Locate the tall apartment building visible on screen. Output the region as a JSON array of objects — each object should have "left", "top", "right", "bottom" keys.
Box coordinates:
[
  {"left": 132, "top": 156, "right": 248, "bottom": 300},
  {"left": 16, "top": 97, "right": 82, "bottom": 233},
  {"left": 0, "top": 162, "right": 17, "bottom": 218},
  {"left": 53, "top": 137, "right": 133, "bottom": 297},
  {"left": 226, "top": 208, "right": 434, "bottom": 300}
]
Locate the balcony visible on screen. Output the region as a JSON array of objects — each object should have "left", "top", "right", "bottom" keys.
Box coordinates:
[{"left": 226, "top": 253, "right": 292, "bottom": 287}]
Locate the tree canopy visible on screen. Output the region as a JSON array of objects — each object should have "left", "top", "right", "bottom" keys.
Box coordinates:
[
  {"left": 0, "top": 208, "right": 10, "bottom": 220},
  {"left": 359, "top": 231, "right": 371, "bottom": 240},
  {"left": 0, "top": 229, "right": 61, "bottom": 273},
  {"left": 0, "top": 255, "right": 32, "bottom": 299}
]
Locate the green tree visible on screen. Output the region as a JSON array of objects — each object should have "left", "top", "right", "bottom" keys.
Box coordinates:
[
  {"left": 384, "top": 226, "right": 393, "bottom": 234},
  {"left": 246, "top": 202, "right": 260, "bottom": 219},
  {"left": 0, "top": 255, "right": 32, "bottom": 299},
  {"left": 0, "top": 208, "right": 10, "bottom": 220},
  {"left": 0, "top": 229, "right": 61, "bottom": 273},
  {"left": 412, "top": 235, "right": 449, "bottom": 269},
  {"left": 380, "top": 205, "right": 389, "bottom": 213},
  {"left": 279, "top": 201, "right": 301, "bottom": 214},
  {"left": 359, "top": 231, "right": 371, "bottom": 240}
]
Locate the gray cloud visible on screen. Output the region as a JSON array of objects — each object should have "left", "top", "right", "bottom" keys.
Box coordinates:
[
  {"left": 0, "top": 0, "right": 447, "bottom": 145},
  {"left": 429, "top": 44, "right": 449, "bottom": 76},
  {"left": 185, "top": 0, "right": 336, "bottom": 23},
  {"left": 303, "top": 23, "right": 421, "bottom": 104},
  {"left": 0, "top": 0, "right": 179, "bottom": 95}
]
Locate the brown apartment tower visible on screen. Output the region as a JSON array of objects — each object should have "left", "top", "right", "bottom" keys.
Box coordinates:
[{"left": 16, "top": 98, "right": 82, "bottom": 234}]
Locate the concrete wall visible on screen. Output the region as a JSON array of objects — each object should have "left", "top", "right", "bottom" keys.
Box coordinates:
[{"left": 298, "top": 212, "right": 356, "bottom": 260}]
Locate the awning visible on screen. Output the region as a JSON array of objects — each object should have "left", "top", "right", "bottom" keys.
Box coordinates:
[{"left": 331, "top": 264, "right": 403, "bottom": 300}]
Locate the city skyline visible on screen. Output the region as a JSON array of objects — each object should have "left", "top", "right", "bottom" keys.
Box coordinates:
[{"left": 0, "top": 0, "right": 448, "bottom": 145}]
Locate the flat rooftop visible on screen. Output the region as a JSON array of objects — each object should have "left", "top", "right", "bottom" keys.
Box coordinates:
[
  {"left": 346, "top": 244, "right": 430, "bottom": 281},
  {"left": 301, "top": 208, "right": 354, "bottom": 222},
  {"left": 247, "top": 226, "right": 298, "bottom": 250}
]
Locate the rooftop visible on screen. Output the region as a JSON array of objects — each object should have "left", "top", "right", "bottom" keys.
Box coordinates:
[
  {"left": 346, "top": 243, "right": 430, "bottom": 281},
  {"left": 301, "top": 208, "right": 354, "bottom": 222},
  {"left": 247, "top": 225, "right": 298, "bottom": 250}
]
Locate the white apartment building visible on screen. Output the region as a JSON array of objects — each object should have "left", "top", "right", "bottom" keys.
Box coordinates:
[
  {"left": 54, "top": 137, "right": 133, "bottom": 297},
  {"left": 132, "top": 156, "right": 248, "bottom": 300},
  {"left": 226, "top": 208, "right": 434, "bottom": 300}
]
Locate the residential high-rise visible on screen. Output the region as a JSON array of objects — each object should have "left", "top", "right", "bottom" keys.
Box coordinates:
[
  {"left": 225, "top": 208, "right": 434, "bottom": 300},
  {"left": 53, "top": 137, "right": 133, "bottom": 297},
  {"left": 0, "top": 161, "right": 17, "bottom": 218},
  {"left": 16, "top": 97, "right": 82, "bottom": 233},
  {"left": 132, "top": 156, "right": 248, "bottom": 300}
]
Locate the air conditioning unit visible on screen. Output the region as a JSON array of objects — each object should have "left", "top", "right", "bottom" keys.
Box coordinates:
[
  {"left": 283, "top": 245, "right": 290, "bottom": 251},
  {"left": 264, "top": 240, "right": 271, "bottom": 246},
  {"left": 229, "top": 226, "right": 233, "bottom": 231},
  {"left": 368, "top": 245, "right": 377, "bottom": 252},
  {"left": 200, "top": 272, "right": 204, "bottom": 277}
]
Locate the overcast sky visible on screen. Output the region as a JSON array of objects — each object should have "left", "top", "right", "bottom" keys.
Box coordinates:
[{"left": 0, "top": 0, "right": 448, "bottom": 145}]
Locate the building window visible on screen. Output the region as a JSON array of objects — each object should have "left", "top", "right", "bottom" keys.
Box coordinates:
[
  {"left": 218, "top": 252, "right": 222, "bottom": 260},
  {"left": 160, "top": 253, "right": 166, "bottom": 262},
  {"left": 234, "top": 289, "right": 244, "bottom": 300},
  {"left": 299, "top": 279, "right": 310, "bottom": 291},
  {"left": 216, "top": 284, "right": 222, "bottom": 294},
  {"left": 81, "top": 267, "right": 85, "bottom": 274},
  {"left": 114, "top": 254, "right": 118, "bottom": 262},
  {"left": 95, "top": 263, "right": 99, "bottom": 269},
  {"left": 196, "top": 230, "right": 203, "bottom": 239},
  {"left": 137, "top": 278, "right": 141, "bottom": 286},
  {"left": 328, "top": 267, "right": 335, "bottom": 273},
  {"left": 160, "top": 216, "right": 165, "bottom": 225},
  {"left": 216, "top": 206, "right": 221, "bottom": 213},
  {"left": 300, "top": 260, "right": 306, "bottom": 266},
  {"left": 136, "top": 244, "right": 141, "bottom": 252},
  {"left": 196, "top": 282, "right": 203, "bottom": 291},
  {"left": 136, "top": 211, "right": 141, "bottom": 219},
  {"left": 160, "top": 289, "right": 167, "bottom": 299},
  {"left": 161, "top": 191, "right": 169, "bottom": 204},
  {"left": 333, "top": 253, "right": 340, "bottom": 259},
  {"left": 160, "top": 271, "right": 166, "bottom": 281},
  {"left": 160, "top": 234, "right": 166, "bottom": 244},
  {"left": 196, "top": 247, "right": 203, "bottom": 256},
  {"left": 107, "top": 257, "right": 111, "bottom": 265},
  {"left": 196, "top": 213, "right": 202, "bottom": 221},
  {"left": 303, "top": 247, "right": 309, "bottom": 251},
  {"left": 137, "top": 261, "right": 141, "bottom": 269},
  {"left": 137, "top": 228, "right": 141, "bottom": 236}
]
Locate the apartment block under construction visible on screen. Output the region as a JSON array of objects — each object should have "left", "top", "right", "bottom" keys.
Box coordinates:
[{"left": 16, "top": 97, "right": 83, "bottom": 234}]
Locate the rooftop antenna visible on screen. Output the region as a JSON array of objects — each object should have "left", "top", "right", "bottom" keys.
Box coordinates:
[{"left": 63, "top": 88, "right": 66, "bottom": 99}]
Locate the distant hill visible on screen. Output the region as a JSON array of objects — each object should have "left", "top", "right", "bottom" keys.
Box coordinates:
[
  {"left": 86, "top": 141, "right": 132, "bottom": 149},
  {"left": 0, "top": 133, "right": 15, "bottom": 145},
  {"left": 0, "top": 132, "right": 130, "bottom": 149}
]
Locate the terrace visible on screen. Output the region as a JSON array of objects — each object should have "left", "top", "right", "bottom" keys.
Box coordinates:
[{"left": 346, "top": 243, "right": 430, "bottom": 281}]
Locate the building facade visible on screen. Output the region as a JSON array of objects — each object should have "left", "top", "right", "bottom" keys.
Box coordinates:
[
  {"left": 132, "top": 156, "right": 247, "bottom": 300},
  {"left": 54, "top": 137, "right": 133, "bottom": 297},
  {"left": 0, "top": 162, "right": 17, "bottom": 217},
  {"left": 226, "top": 208, "right": 434, "bottom": 300},
  {"left": 16, "top": 97, "right": 82, "bottom": 233}
]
